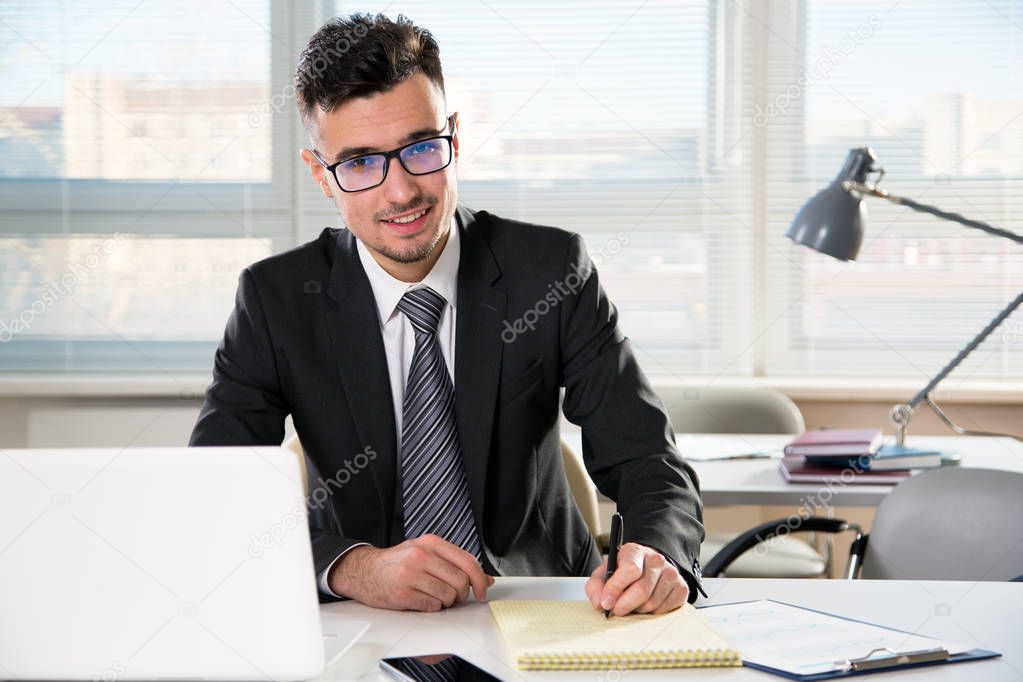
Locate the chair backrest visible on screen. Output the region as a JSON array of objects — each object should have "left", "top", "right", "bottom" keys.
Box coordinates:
[
  {"left": 283, "top": 433, "right": 310, "bottom": 495},
  {"left": 285, "top": 433, "right": 604, "bottom": 541},
  {"left": 560, "top": 438, "right": 602, "bottom": 539},
  {"left": 860, "top": 467, "right": 1023, "bottom": 581},
  {"left": 656, "top": 385, "right": 805, "bottom": 435}
]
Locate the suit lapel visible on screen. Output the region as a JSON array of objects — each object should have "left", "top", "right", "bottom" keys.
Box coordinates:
[
  {"left": 323, "top": 229, "right": 398, "bottom": 545},
  {"left": 453, "top": 206, "right": 506, "bottom": 529}
]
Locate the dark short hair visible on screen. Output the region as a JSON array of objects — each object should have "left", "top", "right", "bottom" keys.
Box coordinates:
[{"left": 295, "top": 13, "right": 445, "bottom": 133}]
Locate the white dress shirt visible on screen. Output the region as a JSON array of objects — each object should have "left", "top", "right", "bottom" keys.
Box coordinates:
[{"left": 317, "top": 220, "right": 460, "bottom": 597}]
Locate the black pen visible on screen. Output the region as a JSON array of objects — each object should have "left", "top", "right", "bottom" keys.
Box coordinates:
[{"left": 604, "top": 512, "right": 623, "bottom": 619}]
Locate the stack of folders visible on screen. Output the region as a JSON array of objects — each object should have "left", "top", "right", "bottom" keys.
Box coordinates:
[
  {"left": 489, "top": 601, "right": 741, "bottom": 671},
  {"left": 780, "top": 429, "right": 949, "bottom": 485}
]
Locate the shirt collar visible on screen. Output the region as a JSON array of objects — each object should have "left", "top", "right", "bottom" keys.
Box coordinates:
[{"left": 355, "top": 217, "right": 460, "bottom": 326}]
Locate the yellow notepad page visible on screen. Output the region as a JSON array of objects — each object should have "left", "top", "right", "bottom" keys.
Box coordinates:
[{"left": 490, "top": 600, "right": 742, "bottom": 671}]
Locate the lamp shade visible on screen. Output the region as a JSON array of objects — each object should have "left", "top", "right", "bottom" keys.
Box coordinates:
[{"left": 786, "top": 147, "right": 877, "bottom": 261}]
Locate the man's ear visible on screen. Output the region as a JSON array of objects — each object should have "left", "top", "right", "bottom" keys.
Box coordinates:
[
  {"left": 300, "top": 149, "right": 333, "bottom": 199},
  {"left": 450, "top": 111, "right": 459, "bottom": 161}
]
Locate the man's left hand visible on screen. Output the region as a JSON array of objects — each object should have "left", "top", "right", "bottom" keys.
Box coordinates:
[{"left": 584, "top": 543, "right": 688, "bottom": 616}]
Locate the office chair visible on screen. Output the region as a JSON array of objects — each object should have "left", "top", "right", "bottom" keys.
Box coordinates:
[
  {"left": 559, "top": 438, "right": 603, "bottom": 543},
  {"left": 655, "top": 385, "right": 829, "bottom": 579},
  {"left": 704, "top": 467, "right": 1023, "bottom": 581},
  {"left": 283, "top": 434, "right": 310, "bottom": 494},
  {"left": 283, "top": 433, "right": 606, "bottom": 550},
  {"left": 657, "top": 385, "right": 805, "bottom": 436}
]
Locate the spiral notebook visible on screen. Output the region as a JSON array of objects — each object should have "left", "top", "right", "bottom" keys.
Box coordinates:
[{"left": 489, "top": 600, "right": 741, "bottom": 671}]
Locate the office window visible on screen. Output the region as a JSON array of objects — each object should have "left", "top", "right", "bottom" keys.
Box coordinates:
[
  {"left": 334, "top": 0, "right": 1020, "bottom": 384},
  {"left": 0, "top": 1, "right": 280, "bottom": 371},
  {"left": 1, "top": 1, "right": 1020, "bottom": 385},
  {"left": 761, "top": 1, "right": 1023, "bottom": 380},
  {"left": 336, "top": 0, "right": 758, "bottom": 376}
]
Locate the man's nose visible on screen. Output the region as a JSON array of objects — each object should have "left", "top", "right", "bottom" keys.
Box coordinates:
[{"left": 380, "top": 158, "right": 419, "bottom": 206}]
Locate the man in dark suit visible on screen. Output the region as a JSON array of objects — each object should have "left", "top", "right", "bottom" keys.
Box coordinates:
[{"left": 190, "top": 13, "right": 705, "bottom": 615}]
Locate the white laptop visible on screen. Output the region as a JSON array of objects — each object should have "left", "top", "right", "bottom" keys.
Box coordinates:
[{"left": 0, "top": 446, "right": 356, "bottom": 681}]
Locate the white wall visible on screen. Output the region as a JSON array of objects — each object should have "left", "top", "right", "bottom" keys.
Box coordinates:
[{"left": 0, "top": 397, "right": 296, "bottom": 449}]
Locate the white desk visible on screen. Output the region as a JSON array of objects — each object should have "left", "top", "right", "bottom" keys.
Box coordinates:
[
  {"left": 563, "top": 433, "right": 1023, "bottom": 507},
  {"left": 315, "top": 576, "right": 1023, "bottom": 681}
]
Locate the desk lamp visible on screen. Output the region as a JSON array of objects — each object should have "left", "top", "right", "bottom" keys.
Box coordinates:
[{"left": 787, "top": 147, "right": 1022, "bottom": 445}]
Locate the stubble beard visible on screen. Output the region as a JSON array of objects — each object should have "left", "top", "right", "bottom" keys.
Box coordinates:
[{"left": 375, "top": 224, "right": 446, "bottom": 264}]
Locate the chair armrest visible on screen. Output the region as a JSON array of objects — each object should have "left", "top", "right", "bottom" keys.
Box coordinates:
[
  {"left": 703, "top": 517, "right": 862, "bottom": 578},
  {"left": 845, "top": 532, "right": 870, "bottom": 579}
]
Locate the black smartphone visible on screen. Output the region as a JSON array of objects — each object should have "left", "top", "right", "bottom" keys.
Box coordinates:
[{"left": 379, "top": 654, "right": 503, "bottom": 681}]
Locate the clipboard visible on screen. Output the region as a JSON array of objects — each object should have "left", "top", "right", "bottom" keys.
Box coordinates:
[
  {"left": 698, "top": 599, "right": 1001, "bottom": 680},
  {"left": 743, "top": 645, "right": 1000, "bottom": 681}
]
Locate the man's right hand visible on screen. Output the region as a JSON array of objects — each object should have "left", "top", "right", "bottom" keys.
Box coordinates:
[{"left": 328, "top": 534, "right": 494, "bottom": 611}]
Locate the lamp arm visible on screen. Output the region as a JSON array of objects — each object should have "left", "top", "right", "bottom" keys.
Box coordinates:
[
  {"left": 843, "top": 181, "right": 1023, "bottom": 245},
  {"left": 889, "top": 288, "right": 1023, "bottom": 444},
  {"left": 843, "top": 179, "right": 1023, "bottom": 409},
  {"left": 925, "top": 394, "right": 1022, "bottom": 442},
  {"left": 840, "top": 181, "right": 1023, "bottom": 444},
  {"left": 907, "top": 291, "right": 1023, "bottom": 410}
]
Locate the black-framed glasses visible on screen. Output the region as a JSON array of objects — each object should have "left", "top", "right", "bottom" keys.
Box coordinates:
[{"left": 311, "top": 115, "right": 455, "bottom": 192}]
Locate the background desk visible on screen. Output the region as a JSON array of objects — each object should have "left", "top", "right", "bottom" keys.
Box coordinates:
[
  {"left": 563, "top": 433, "right": 1023, "bottom": 507},
  {"left": 316, "top": 576, "right": 1023, "bottom": 681}
]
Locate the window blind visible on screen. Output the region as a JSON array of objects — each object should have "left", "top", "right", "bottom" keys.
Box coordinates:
[
  {"left": 1, "top": 0, "right": 1019, "bottom": 386},
  {"left": 760, "top": 0, "right": 1023, "bottom": 381},
  {"left": 334, "top": 0, "right": 758, "bottom": 377},
  {"left": 0, "top": 0, "right": 283, "bottom": 372}
]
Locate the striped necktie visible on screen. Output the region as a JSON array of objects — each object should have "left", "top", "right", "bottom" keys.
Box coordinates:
[{"left": 396, "top": 287, "right": 482, "bottom": 561}]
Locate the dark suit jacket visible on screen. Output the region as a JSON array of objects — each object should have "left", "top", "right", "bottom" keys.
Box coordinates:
[{"left": 189, "top": 205, "right": 706, "bottom": 601}]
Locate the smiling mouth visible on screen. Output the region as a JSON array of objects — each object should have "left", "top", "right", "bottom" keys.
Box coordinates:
[{"left": 382, "top": 207, "right": 429, "bottom": 225}]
